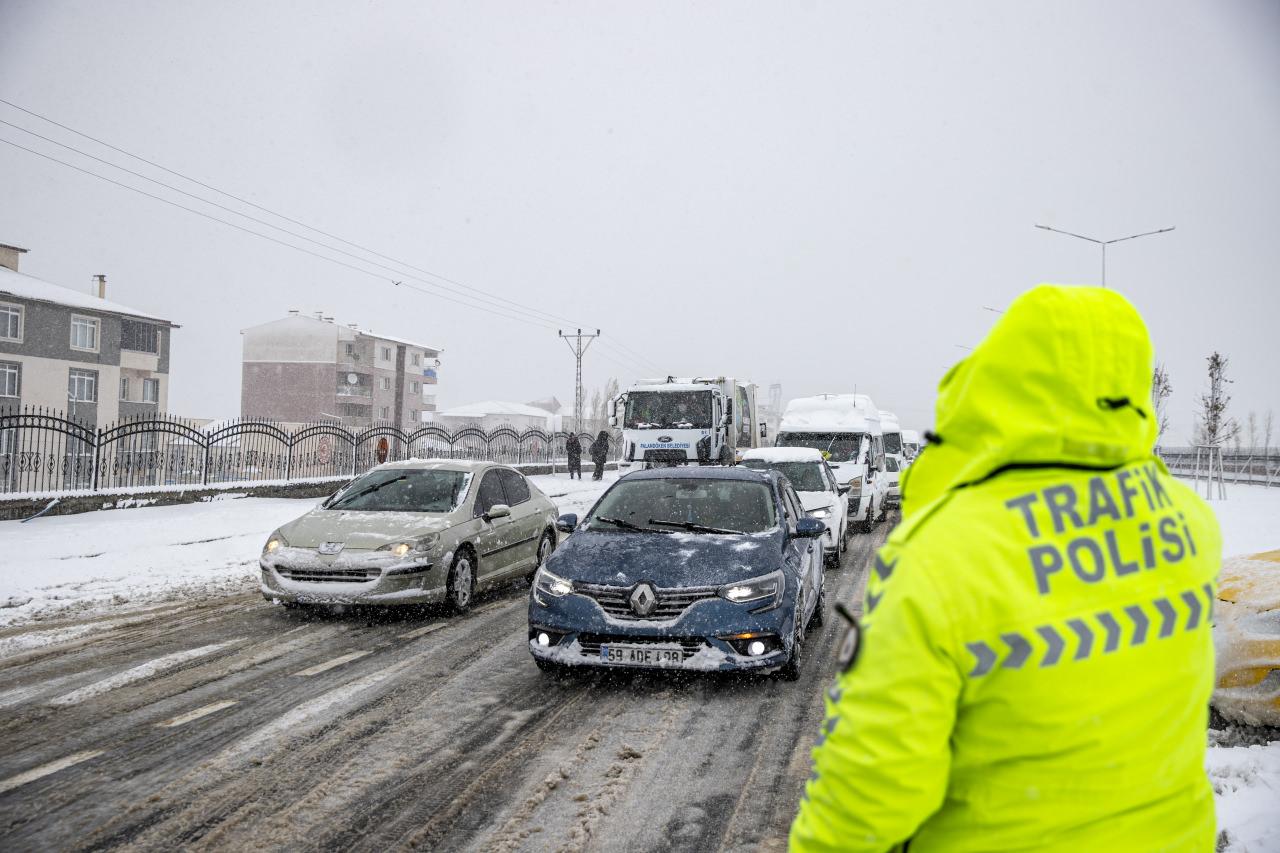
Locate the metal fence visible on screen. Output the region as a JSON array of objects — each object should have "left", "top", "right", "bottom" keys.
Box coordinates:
[
  {"left": 1159, "top": 446, "right": 1279, "bottom": 488},
  {"left": 0, "top": 406, "right": 621, "bottom": 497}
]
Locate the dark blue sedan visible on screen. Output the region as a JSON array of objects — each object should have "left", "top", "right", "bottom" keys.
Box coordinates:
[{"left": 528, "top": 466, "right": 827, "bottom": 679}]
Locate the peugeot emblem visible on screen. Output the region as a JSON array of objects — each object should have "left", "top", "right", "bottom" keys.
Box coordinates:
[{"left": 630, "top": 583, "right": 657, "bottom": 617}]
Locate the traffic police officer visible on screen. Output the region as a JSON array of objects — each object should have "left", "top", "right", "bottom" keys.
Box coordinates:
[{"left": 791, "top": 285, "right": 1220, "bottom": 851}]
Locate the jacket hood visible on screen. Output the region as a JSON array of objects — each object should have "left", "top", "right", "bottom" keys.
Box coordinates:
[{"left": 901, "top": 285, "right": 1157, "bottom": 516}]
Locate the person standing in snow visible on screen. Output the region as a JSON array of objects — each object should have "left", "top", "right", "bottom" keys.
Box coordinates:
[
  {"left": 565, "top": 433, "right": 583, "bottom": 480},
  {"left": 590, "top": 430, "right": 609, "bottom": 480},
  {"left": 791, "top": 285, "right": 1221, "bottom": 852}
]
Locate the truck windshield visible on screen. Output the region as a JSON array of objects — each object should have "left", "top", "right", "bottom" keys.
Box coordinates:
[
  {"left": 776, "top": 432, "right": 863, "bottom": 463},
  {"left": 625, "top": 391, "right": 713, "bottom": 429},
  {"left": 883, "top": 432, "right": 903, "bottom": 455}
]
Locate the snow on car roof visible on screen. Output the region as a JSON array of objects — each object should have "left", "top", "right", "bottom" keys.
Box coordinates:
[
  {"left": 781, "top": 395, "right": 881, "bottom": 432},
  {"left": 741, "top": 447, "right": 825, "bottom": 463}
]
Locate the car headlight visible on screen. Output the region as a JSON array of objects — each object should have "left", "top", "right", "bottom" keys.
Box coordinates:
[
  {"left": 808, "top": 507, "right": 831, "bottom": 519},
  {"left": 263, "top": 530, "right": 288, "bottom": 554},
  {"left": 377, "top": 533, "right": 440, "bottom": 558},
  {"left": 848, "top": 476, "right": 863, "bottom": 492},
  {"left": 718, "top": 570, "right": 784, "bottom": 612},
  {"left": 532, "top": 563, "right": 573, "bottom": 596}
]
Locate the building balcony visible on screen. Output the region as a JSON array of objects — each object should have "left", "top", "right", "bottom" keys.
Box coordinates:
[{"left": 336, "top": 387, "right": 372, "bottom": 398}]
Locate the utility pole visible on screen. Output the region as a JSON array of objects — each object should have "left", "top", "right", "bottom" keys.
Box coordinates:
[
  {"left": 1034, "top": 224, "right": 1174, "bottom": 288},
  {"left": 559, "top": 328, "right": 600, "bottom": 433}
]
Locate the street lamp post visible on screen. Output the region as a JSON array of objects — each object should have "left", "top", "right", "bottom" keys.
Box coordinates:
[{"left": 1034, "top": 224, "right": 1174, "bottom": 288}]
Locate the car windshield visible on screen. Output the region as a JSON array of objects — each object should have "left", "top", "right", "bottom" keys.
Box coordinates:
[
  {"left": 328, "top": 469, "right": 469, "bottom": 513},
  {"left": 624, "top": 391, "right": 713, "bottom": 429},
  {"left": 586, "top": 478, "right": 776, "bottom": 534},
  {"left": 740, "top": 460, "right": 827, "bottom": 492},
  {"left": 776, "top": 432, "right": 863, "bottom": 463},
  {"left": 883, "top": 432, "right": 903, "bottom": 455}
]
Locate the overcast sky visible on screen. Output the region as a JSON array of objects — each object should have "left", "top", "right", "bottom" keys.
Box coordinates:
[{"left": 1, "top": 1, "right": 1276, "bottom": 440}]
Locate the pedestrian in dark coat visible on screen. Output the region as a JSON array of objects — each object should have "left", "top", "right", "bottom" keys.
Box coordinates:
[
  {"left": 590, "top": 430, "right": 610, "bottom": 480},
  {"left": 565, "top": 433, "right": 583, "bottom": 479}
]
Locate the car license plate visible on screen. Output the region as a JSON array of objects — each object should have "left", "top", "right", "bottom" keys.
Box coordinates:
[{"left": 599, "top": 644, "right": 683, "bottom": 667}]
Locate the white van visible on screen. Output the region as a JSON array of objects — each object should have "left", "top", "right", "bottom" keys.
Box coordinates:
[
  {"left": 902, "top": 428, "right": 922, "bottom": 461},
  {"left": 877, "top": 410, "right": 905, "bottom": 509},
  {"left": 775, "top": 395, "right": 889, "bottom": 533}
]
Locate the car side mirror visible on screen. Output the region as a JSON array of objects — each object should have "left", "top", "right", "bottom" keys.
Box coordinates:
[
  {"left": 795, "top": 518, "right": 826, "bottom": 539},
  {"left": 837, "top": 485, "right": 851, "bottom": 496},
  {"left": 485, "top": 503, "right": 511, "bottom": 521},
  {"left": 556, "top": 513, "right": 578, "bottom": 533}
]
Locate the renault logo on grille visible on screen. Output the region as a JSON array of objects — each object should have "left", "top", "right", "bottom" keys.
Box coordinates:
[{"left": 630, "top": 583, "right": 657, "bottom": 617}]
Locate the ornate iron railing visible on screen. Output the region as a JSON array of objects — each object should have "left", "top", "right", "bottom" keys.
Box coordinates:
[{"left": 0, "top": 406, "right": 619, "bottom": 497}]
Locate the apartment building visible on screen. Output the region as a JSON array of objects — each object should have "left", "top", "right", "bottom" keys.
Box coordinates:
[
  {"left": 0, "top": 244, "right": 178, "bottom": 425},
  {"left": 241, "top": 311, "right": 441, "bottom": 430}
]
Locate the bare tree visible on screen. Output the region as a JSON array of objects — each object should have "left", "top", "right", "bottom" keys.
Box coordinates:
[
  {"left": 1265, "top": 410, "right": 1274, "bottom": 456},
  {"left": 1151, "top": 363, "right": 1173, "bottom": 444},
  {"left": 1194, "top": 352, "right": 1240, "bottom": 447},
  {"left": 1246, "top": 411, "right": 1258, "bottom": 453}
]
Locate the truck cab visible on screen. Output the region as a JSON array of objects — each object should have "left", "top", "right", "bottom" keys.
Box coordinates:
[{"left": 612, "top": 377, "right": 763, "bottom": 468}]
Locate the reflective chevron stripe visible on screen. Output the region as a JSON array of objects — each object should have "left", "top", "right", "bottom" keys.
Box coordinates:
[{"left": 964, "top": 584, "right": 1216, "bottom": 677}]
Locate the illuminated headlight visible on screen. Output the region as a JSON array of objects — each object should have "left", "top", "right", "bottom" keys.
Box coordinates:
[
  {"left": 536, "top": 632, "right": 551, "bottom": 647},
  {"left": 533, "top": 566, "right": 574, "bottom": 604},
  {"left": 377, "top": 533, "right": 440, "bottom": 558},
  {"left": 808, "top": 507, "right": 831, "bottom": 519},
  {"left": 748, "top": 640, "right": 766, "bottom": 656},
  {"left": 263, "top": 530, "right": 288, "bottom": 554},
  {"left": 718, "top": 570, "right": 784, "bottom": 612}
]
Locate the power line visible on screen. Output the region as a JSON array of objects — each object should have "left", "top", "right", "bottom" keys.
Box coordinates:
[
  {"left": 0, "top": 135, "right": 569, "bottom": 332},
  {"left": 0, "top": 97, "right": 664, "bottom": 373}
]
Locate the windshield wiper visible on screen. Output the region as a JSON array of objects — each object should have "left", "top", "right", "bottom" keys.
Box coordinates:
[
  {"left": 333, "top": 475, "right": 407, "bottom": 507},
  {"left": 593, "top": 516, "right": 668, "bottom": 533},
  {"left": 647, "top": 519, "right": 744, "bottom": 535}
]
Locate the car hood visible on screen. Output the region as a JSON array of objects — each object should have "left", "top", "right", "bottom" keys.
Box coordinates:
[
  {"left": 546, "top": 528, "right": 784, "bottom": 587},
  {"left": 279, "top": 509, "right": 455, "bottom": 550},
  {"left": 797, "top": 491, "right": 835, "bottom": 512}
]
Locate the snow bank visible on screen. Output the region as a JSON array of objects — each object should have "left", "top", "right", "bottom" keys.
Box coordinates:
[
  {"left": 0, "top": 472, "right": 616, "bottom": 628},
  {"left": 1206, "top": 735, "right": 1280, "bottom": 852}
]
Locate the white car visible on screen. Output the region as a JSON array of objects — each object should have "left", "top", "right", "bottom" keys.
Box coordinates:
[{"left": 739, "top": 447, "right": 849, "bottom": 568}]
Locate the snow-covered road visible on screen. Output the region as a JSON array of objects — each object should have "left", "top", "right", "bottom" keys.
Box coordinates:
[{"left": 0, "top": 478, "right": 1276, "bottom": 849}]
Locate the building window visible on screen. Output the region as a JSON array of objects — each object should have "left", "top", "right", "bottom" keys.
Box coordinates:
[
  {"left": 70, "top": 316, "right": 100, "bottom": 352},
  {"left": 411, "top": 353, "right": 420, "bottom": 366},
  {"left": 0, "top": 303, "right": 22, "bottom": 342},
  {"left": 381, "top": 376, "right": 391, "bottom": 391},
  {"left": 410, "top": 380, "right": 419, "bottom": 393},
  {"left": 142, "top": 378, "right": 160, "bottom": 403},
  {"left": 68, "top": 368, "right": 98, "bottom": 402},
  {"left": 121, "top": 319, "right": 159, "bottom": 353},
  {"left": 381, "top": 346, "right": 391, "bottom": 361},
  {"left": 0, "top": 362, "right": 19, "bottom": 398},
  {"left": 345, "top": 343, "right": 355, "bottom": 357},
  {"left": 410, "top": 409, "right": 417, "bottom": 422},
  {"left": 120, "top": 377, "right": 129, "bottom": 400},
  {"left": 380, "top": 406, "right": 390, "bottom": 420}
]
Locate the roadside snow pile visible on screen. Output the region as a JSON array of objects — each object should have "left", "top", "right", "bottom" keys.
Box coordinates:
[
  {"left": 0, "top": 472, "right": 615, "bottom": 628},
  {"left": 1207, "top": 732, "right": 1280, "bottom": 852},
  {"left": 1198, "top": 482, "right": 1280, "bottom": 559}
]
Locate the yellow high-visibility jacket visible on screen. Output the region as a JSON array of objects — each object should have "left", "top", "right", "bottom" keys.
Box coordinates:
[{"left": 791, "top": 285, "right": 1220, "bottom": 852}]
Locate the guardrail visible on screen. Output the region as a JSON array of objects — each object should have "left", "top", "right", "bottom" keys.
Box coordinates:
[
  {"left": 1160, "top": 446, "right": 1279, "bottom": 488},
  {"left": 0, "top": 405, "right": 620, "bottom": 498}
]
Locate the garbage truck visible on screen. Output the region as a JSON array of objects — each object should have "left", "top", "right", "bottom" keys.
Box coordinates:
[
  {"left": 610, "top": 377, "right": 764, "bottom": 468},
  {"left": 775, "top": 394, "right": 888, "bottom": 532}
]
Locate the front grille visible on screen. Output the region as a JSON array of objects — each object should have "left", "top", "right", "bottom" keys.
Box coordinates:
[
  {"left": 576, "top": 634, "right": 705, "bottom": 660},
  {"left": 276, "top": 566, "right": 380, "bottom": 583},
  {"left": 576, "top": 582, "right": 718, "bottom": 621},
  {"left": 642, "top": 449, "right": 691, "bottom": 465}
]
